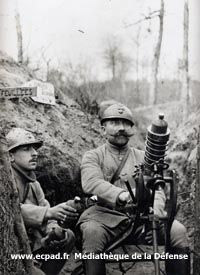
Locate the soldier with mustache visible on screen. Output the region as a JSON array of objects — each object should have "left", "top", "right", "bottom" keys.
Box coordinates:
[
  {"left": 78, "top": 103, "right": 190, "bottom": 275},
  {"left": 6, "top": 128, "right": 79, "bottom": 275}
]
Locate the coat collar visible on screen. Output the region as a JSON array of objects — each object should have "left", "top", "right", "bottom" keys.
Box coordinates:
[
  {"left": 106, "top": 141, "right": 129, "bottom": 155},
  {"left": 12, "top": 162, "right": 36, "bottom": 183}
]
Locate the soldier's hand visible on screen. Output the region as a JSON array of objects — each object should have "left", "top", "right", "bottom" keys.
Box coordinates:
[
  {"left": 118, "top": 191, "right": 130, "bottom": 204},
  {"left": 53, "top": 227, "right": 66, "bottom": 240},
  {"left": 49, "top": 229, "right": 75, "bottom": 251},
  {"left": 46, "top": 202, "right": 79, "bottom": 222}
]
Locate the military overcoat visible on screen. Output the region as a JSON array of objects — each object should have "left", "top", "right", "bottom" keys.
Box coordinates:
[{"left": 79, "top": 142, "right": 166, "bottom": 228}]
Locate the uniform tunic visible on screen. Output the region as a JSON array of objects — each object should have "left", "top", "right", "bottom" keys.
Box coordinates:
[
  {"left": 79, "top": 142, "right": 188, "bottom": 253},
  {"left": 12, "top": 163, "right": 73, "bottom": 252},
  {"left": 79, "top": 142, "right": 166, "bottom": 227}
]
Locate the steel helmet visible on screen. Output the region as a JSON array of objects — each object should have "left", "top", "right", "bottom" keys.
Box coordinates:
[
  {"left": 101, "top": 103, "right": 134, "bottom": 126},
  {"left": 6, "top": 128, "right": 43, "bottom": 152}
]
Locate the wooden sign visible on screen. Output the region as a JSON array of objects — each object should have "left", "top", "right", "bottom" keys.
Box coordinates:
[
  {"left": 25, "top": 80, "right": 56, "bottom": 105},
  {"left": 0, "top": 80, "right": 56, "bottom": 105},
  {"left": 0, "top": 86, "right": 37, "bottom": 98}
]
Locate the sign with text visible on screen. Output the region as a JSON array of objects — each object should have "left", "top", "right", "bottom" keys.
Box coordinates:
[
  {"left": 25, "top": 80, "right": 56, "bottom": 105},
  {"left": 0, "top": 86, "right": 37, "bottom": 98}
]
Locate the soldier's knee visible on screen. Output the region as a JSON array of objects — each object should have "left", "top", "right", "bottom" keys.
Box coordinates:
[
  {"left": 80, "top": 221, "right": 108, "bottom": 253},
  {"left": 80, "top": 221, "right": 105, "bottom": 239},
  {"left": 170, "top": 220, "right": 188, "bottom": 248}
]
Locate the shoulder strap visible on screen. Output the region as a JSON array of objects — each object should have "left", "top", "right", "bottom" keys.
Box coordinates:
[
  {"left": 30, "top": 183, "right": 40, "bottom": 205},
  {"left": 21, "top": 182, "right": 40, "bottom": 206},
  {"left": 21, "top": 183, "right": 30, "bottom": 204},
  {"left": 110, "top": 148, "right": 131, "bottom": 184}
]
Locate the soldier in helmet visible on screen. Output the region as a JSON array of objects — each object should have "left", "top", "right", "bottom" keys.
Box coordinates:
[
  {"left": 6, "top": 128, "right": 79, "bottom": 275},
  {"left": 78, "top": 103, "right": 190, "bottom": 275}
]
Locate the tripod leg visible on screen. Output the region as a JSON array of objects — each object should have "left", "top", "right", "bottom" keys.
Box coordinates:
[{"left": 152, "top": 220, "right": 160, "bottom": 275}]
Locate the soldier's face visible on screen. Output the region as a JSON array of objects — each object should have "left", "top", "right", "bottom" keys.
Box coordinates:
[
  {"left": 102, "top": 119, "right": 133, "bottom": 147},
  {"left": 10, "top": 145, "right": 38, "bottom": 171}
]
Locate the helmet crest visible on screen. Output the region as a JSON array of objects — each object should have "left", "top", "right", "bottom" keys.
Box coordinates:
[{"left": 101, "top": 103, "right": 134, "bottom": 126}]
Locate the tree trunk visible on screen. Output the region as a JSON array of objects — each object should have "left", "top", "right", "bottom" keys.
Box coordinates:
[
  {"left": 181, "top": 0, "right": 189, "bottom": 119},
  {"left": 0, "top": 126, "right": 33, "bottom": 275},
  {"left": 135, "top": 27, "right": 141, "bottom": 99},
  {"left": 194, "top": 127, "right": 200, "bottom": 274},
  {"left": 15, "top": 10, "right": 23, "bottom": 64},
  {"left": 111, "top": 55, "right": 116, "bottom": 80},
  {"left": 149, "top": 0, "right": 164, "bottom": 105}
]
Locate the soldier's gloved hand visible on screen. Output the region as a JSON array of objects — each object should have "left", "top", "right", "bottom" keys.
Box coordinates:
[
  {"left": 53, "top": 226, "right": 66, "bottom": 240},
  {"left": 117, "top": 191, "right": 130, "bottom": 205},
  {"left": 41, "top": 227, "right": 65, "bottom": 249},
  {"left": 46, "top": 202, "right": 79, "bottom": 222},
  {"left": 48, "top": 229, "right": 68, "bottom": 250},
  {"left": 49, "top": 229, "right": 75, "bottom": 252}
]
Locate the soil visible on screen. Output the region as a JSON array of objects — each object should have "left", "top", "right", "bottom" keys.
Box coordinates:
[{"left": 0, "top": 50, "right": 197, "bottom": 274}]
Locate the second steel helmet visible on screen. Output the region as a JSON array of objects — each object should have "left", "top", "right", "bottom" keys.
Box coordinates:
[
  {"left": 6, "top": 128, "right": 43, "bottom": 152},
  {"left": 101, "top": 103, "right": 134, "bottom": 126}
]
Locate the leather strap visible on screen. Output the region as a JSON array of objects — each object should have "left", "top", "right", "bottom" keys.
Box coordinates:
[
  {"left": 21, "top": 183, "right": 30, "bottom": 203},
  {"left": 21, "top": 183, "right": 39, "bottom": 205},
  {"left": 110, "top": 148, "right": 131, "bottom": 184},
  {"left": 30, "top": 184, "right": 40, "bottom": 205}
]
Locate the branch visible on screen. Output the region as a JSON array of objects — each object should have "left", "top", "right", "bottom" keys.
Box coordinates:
[{"left": 123, "top": 10, "right": 160, "bottom": 28}]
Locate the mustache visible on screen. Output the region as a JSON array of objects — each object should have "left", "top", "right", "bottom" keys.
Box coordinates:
[{"left": 110, "top": 131, "right": 134, "bottom": 137}]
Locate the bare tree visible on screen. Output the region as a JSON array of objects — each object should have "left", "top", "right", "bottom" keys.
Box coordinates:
[
  {"left": 149, "top": 0, "right": 164, "bottom": 105},
  {"left": 103, "top": 36, "right": 131, "bottom": 81},
  {"left": 131, "top": 26, "right": 141, "bottom": 96},
  {"left": 181, "top": 0, "right": 190, "bottom": 118},
  {"left": 15, "top": 9, "right": 23, "bottom": 64},
  {"left": 41, "top": 54, "right": 51, "bottom": 81}
]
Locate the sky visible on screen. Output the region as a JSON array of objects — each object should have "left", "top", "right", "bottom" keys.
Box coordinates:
[{"left": 0, "top": 0, "right": 199, "bottom": 81}]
